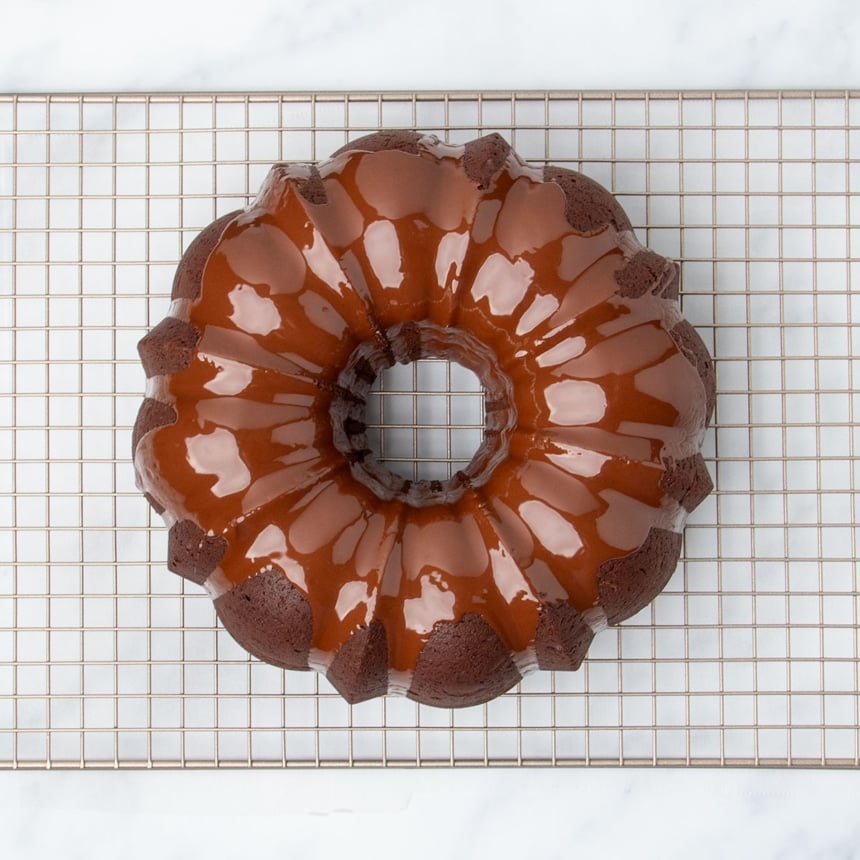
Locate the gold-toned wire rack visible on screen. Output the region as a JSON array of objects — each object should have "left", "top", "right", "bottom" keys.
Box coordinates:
[{"left": 0, "top": 90, "right": 858, "bottom": 768}]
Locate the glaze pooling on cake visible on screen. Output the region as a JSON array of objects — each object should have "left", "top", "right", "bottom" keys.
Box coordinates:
[{"left": 133, "top": 131, "right": 715, "bottom": 708}]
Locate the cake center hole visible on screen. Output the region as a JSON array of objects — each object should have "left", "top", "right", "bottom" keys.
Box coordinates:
[
  {"left": 330, "top": 321, "right": 515, "bottom": 506},
  {"left": 365, "top": 359, "right": 485, "bottom": 482}
]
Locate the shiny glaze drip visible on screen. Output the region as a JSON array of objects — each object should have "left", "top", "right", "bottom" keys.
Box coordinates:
[{"left": 134, "top": 136, "right": 708, "bottom": 676}]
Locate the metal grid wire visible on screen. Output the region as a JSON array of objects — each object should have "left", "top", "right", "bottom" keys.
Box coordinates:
[
  {"left": 0, "top": 90, "right": 858, "bottom": 768},
  {"left": 366, "top": 360, "right": 485, "bottom": 482}
]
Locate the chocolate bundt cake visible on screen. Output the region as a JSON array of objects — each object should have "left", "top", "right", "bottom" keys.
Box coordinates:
[{"left": 133, "top": 131, "right": 715, "bottom": 708}]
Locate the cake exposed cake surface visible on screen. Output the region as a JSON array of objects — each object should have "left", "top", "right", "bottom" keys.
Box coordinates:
[{"left": 134, "top": 131, "right": 714, "bottom": 707}]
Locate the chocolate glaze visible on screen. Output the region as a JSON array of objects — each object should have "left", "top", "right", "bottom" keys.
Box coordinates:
[{"left": 133, "top": 131, "right": 714, "bottom": 707}]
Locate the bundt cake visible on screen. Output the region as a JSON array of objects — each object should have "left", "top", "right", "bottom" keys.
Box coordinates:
[{"left": 133, "top": 131, "right": 715, "bottom": 708}]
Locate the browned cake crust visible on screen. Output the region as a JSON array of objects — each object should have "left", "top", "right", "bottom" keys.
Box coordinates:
[
  {"left": 463, "top": 132, "right": 512, "bottom": 189},
  {"left": 669, "top": 319, "right": 716, "bottom": 425},
  {"left": 597, "top": 528, "right": 684, "bottom": 625},
  {"left": 171, "top": 210, "right": 242, "bottom": 301},
  {"left": 327, "top": 620, "right": 389, "bottom": 704},
  {"left": 213, "top": 568, "right": 313, "bottom": 672},
  {"left": 407, "top": 613, "right": 521, "bottom": 708},
  {"left": 132, "top": 398, "right": 176, "bottom": 454},
  {"left": 660, "top": 453, "right": 714, "bottom": 512},
  {"left": 167, "top": 519, "right": 227, "bottom": 586},
  {"left": 333, "top": 130, "right": 423, "bottom": 157},
  {"left": 615, "top": 249, "right": 680, "bottom": 300},
  {"left": 535, "top": 602, "right": 595, "bottom": 671},
  {"left": 296, "top": 164, "right": 327, "bottom": 204},
  {"left": 138, "top": 317, "right": 199, "bottom": 378},
  {"left": 543, "top": 164, "right": 633, "bottom": 234}
]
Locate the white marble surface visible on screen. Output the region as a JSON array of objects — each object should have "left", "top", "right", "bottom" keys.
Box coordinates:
[
  {"left": 2, "top": 1, "right": 860, "bottom": 857},
  {"left": 3, "top": 768, "right": 860, "bottom": 859},
  {"left": 3, "top": 0, "right": 860, "bottom": 91}
]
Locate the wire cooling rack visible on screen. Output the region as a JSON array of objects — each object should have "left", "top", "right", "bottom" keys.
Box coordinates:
[{"left": 0, "top": 90, "right": 858, "bottom": 768}]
